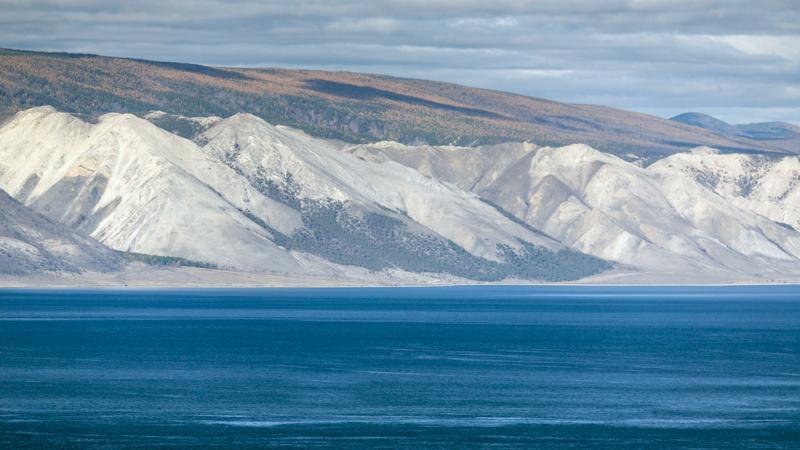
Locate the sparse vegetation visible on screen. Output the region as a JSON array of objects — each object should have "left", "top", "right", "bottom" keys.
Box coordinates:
[
  {"left": 117, "top": 251, "right": 217, "bottom": 269},
  {"left": 242, "top": 177, "right": 610, "bottom": 281},
  {"left": 141, "top": 113, "right": 209, "bottom": 139},
  {"left": 0, "top": 48, "right": 782, "bottom": 155}
]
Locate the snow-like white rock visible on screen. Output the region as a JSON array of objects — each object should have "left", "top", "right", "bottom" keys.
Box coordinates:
[
  {"left": 8, "top": 106, "right": 797, "bottom": 282},
  {"left": 348, "top": 140, "right": 800, "bottom": 279},
  {"left": 347, "top": 141, "right": 537, "bottom": 192},
  {"left": 0, "top": 107, "right": 586, "bottom": 280},
  {"left": 0, "top": 107, "right": 311, "bottom": 272},
  {"left": 0, "top": 187, "right": 123, "bottom": 274},
  {"left": 199, "top": 114, "right": 560, "bottom": 261},
  {"left": 652, "top": 149, "right": 800, "bottom": 231}
]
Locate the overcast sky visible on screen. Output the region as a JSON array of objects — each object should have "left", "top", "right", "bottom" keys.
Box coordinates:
[{"left": 1, "top": 0, "right": 798, "bottom": 124}]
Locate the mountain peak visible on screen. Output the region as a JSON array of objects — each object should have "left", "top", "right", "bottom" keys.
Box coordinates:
[
  {"left": 689, "top": 146, "right": 719, "bottom": 156},
  {"left": 670, "top": 112, "right": 725, "bottom": 122},
  {"left": 671, "top": 112, "right": 800, "bottom": 142},
  {"left": 670, "top": 112, "right": 744, "bottom": 137},
  {"left": 538, "top": 143, "right": 619, "bottom": 165},
  {"left": 226, "top": 112, "right": 268, "bottom": 124}
]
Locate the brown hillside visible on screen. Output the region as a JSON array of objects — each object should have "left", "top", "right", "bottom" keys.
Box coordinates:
[{"left": 0, "top": 48, "right": 793, "bottom": 156}]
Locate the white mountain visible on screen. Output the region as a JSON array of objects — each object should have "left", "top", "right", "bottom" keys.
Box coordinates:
[
  {"left": 0, "top": 107, "right": 607, "bottom": 281},
  {"left": 198, "top": 115, "right": 558, "bottom": 262},
  {"left": 348, "top": 141, "right": 538, "bottom": 193},
  {"left": 195, "top": 114, "right": 611, "bottom": 281},
  {"left": 0, "top": 106, "right": 316, "bottom": 273},
  {"left": 651, "top": 148, "right": 800, "bottom": 231},
  {"left": 0, "top": 187, "right": 123, "bottom": 275},
  {"left": 6, "top": 106, "right": 798, "bottom": 282},
  {"left": 347, "top": 141, "right": 800, "bottom": 279}
]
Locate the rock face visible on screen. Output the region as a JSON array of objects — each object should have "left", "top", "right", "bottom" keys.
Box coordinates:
[
  {"left": 651, "top": 149, "right": 800, "bottom": 232},
  {"left": 6, "top": 105, "right": 799, "bottom": 283},
  {"left": 0, "top": 107, "right": 609, "bottom": 281},
  {"left": 0, "top": 106, "right": 313, "bottom": 274},
  {"left": 196, "top": 114, "right": 610, "bottom": 281},
  {"left": 0, "top": 188, "right": 123, "bottom": 275},
  {"left": 348, "top": 142, "right": 800, "bottom": 280},
  {"left": 199, "top": 115, "right": 557, "bottom": 259}
]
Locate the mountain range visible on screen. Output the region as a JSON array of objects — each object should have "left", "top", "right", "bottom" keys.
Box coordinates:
[
  {"left": 350, "top": 143, "right": 800, "bottom": 280},
  {"left": 2, "top": 48, "right": 798, "bottom": 158},
  {"left": 0, "top": 106, "right": 609, "bottom": 283},
  {"left": 1, "top": 49, "right": 800, "bottom": 285},
  {"left": 670, "top": 113, "right": 800, "bottom": 147}
]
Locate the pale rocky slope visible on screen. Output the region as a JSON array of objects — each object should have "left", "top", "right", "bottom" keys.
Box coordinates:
[
  {"left": 348, "top": 141, "right": 538, "bottom": 193},
  {"left": 6, "top": 105, "right": 797, "bottom": 282},
  {"left": 0, "top": 188, "right": 123, "bottom": 274},
  {"left": 0, "top": 107, "right": 607, "bottom": 281},
  {"left": 348, "top": 141, "right": 800, "bottom": 279},
  {"left": 0, "top": 107, "right": 324, "bottom": 273},
  {"left": 651, "top": 148, "right": 800, "bottom": 231},
  {"left": 199, "top": 115, "right": 557, "bottom": 261}
]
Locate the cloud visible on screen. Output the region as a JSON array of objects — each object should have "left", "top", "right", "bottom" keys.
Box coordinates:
[{"left": 0, "top": 0, "right": 798, "bottom": 123}]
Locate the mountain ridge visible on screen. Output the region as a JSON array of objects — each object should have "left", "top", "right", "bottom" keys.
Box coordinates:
[
  {"left": 4, "top": 104, "right": 800, "bottom": 283},
  {"left": 0, "top": 106, "right": 610, "bottom": 282},
  {"left": 348, "top": 141, "right": 800, "bottom": 280},
  {"left": 1, "top": 48, "right": 795, "bottom": 157},
  {"left": 671, "top": 112, "right": 800, "bottom": 144},
  {"left": 0, "top": 187, "right": 123, "bottom": 275}
]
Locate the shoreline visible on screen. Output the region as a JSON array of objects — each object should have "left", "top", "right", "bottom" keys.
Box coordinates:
[
  {"left": 2, "top": 268, "right": 799, "bottom": 291},
  {"left": 0, "top": 278, "right": 800, "bottom": 293}
]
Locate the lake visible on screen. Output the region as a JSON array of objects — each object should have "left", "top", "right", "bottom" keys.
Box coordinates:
[{"left": 1, "top": 286, "right": 799, "bottom": 448}]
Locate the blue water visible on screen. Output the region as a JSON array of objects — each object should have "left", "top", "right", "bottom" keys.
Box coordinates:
[{"left": 1, "top": 286, "right": 799, "bottom": 448}]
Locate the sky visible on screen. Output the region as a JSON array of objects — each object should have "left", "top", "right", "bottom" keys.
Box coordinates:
[{"left": 1, "top": 0, "right": 798, "bottom": 124}]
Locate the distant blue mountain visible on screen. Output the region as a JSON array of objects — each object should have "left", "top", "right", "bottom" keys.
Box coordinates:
[{"left": 671, "top": 112, "right": 800, "bottom": 141}]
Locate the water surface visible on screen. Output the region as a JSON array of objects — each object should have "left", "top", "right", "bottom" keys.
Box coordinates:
[{"left": 1, "top": 286, "right": 799, "bottom": 448}]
